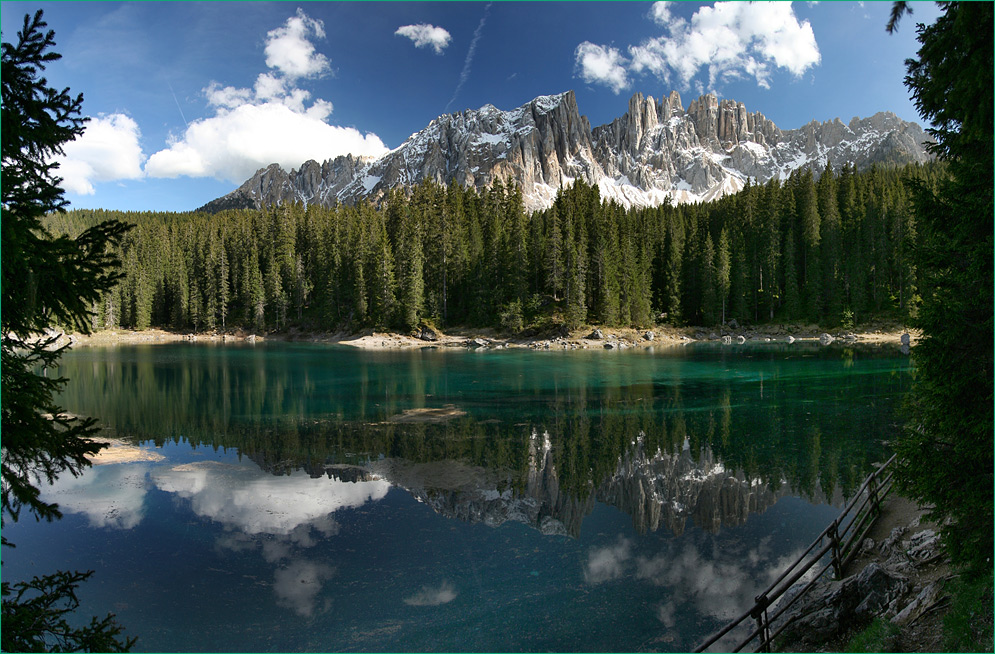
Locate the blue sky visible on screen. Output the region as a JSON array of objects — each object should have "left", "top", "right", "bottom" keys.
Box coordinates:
[{"left": 1, "top": 1, "right": 942, "bottom": 212}]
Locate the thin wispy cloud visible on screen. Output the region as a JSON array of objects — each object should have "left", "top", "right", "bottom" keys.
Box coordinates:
[
  {"left": 395, "top": 23, "right": 452, "bottom": 54},
  {"left": 445, "top": 3, "right": 491, "bottom": 112}
]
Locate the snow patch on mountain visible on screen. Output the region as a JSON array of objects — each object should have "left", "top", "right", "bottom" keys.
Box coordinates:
[{"left": 199, "top": 90, "right": 932, "bottom": 215}]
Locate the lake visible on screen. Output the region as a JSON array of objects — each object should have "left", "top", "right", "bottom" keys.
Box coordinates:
[{"left": 2, "top": 341, "right": 912, "bottom": 652}]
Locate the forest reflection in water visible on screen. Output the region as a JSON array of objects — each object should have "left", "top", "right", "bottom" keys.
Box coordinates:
[
  {"left": 10, "top": 341, "right": 914, "bottom": 651},
  {"left": 52, "top": 341, "right": 908, "bottom": 539}
]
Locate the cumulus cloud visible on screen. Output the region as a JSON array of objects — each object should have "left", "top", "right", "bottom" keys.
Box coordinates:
[
  {"left": 403, "top": 581, "right": 458, "bottom": 607},
  {"left": 634, "top": 1, "right": 820, "bottom": 89},
  {"left": 55, "top": 114, "right": 145, "bottom": 195},
  {"left": 395, "top": 23, "right": 452, "bottom": 54},
  {"left": 264, "top": 8, "right": 331, "bottom": 78},
  {"left": 145, "top": 102, "right": 385, "bottom": 184},
  {"left": 578, "top": 1, "right": 820, "bottom": 93},
  {"left": 574, "top": 42, "right": 631, "bottom": 95},
  {"left": 146, "top": 9, "right": 388, "bottom": 184}
]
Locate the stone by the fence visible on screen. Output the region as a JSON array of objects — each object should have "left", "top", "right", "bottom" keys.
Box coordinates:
[{"left": 774, "top": 563, "right": 909, "bottom": 648}]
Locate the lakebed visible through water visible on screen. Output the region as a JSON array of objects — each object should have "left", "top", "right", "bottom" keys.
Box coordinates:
[{"left": 4, "top": 342, "right": 912, "bottom": 652}]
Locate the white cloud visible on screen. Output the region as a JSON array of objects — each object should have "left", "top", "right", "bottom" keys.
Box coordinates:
[
  {"left": 152, "top": 461, "right": 391, "bottom": 535},
  {"left": 146, "top": 103, "right": 384, "bottom": 183},
  {"left": 395, "top": 23, "right": 452, "bottom": 54},
  {"left": 650, "top": 1, "right": 684, "bottom": 29},
  {"left": 403, "top": 581, "right": 458, "bottom": 606},
  {"left": 273, "top": 560, "right": 336, "bottom": 617},
  {"left": 581, "top": 1, "right": 820, "bottom": 95},
  {"left": 146, "top": 9, "right": 389, "bottom": 184},
  {"left": 630, "top": 1, "right": 820, "bottom": 91},
  {"left": 574, "top": 42, "right": 631, "bottom": 95},
  {"left": 582, "top": 536, "right": 632, "bottom": 584},
  {"left": 264, "top": 8, "right": 331, "bottom": 79},
  {"left": 41, "top": 462, "right": 150, "bottom": 530},
  {"left": 55, "top": 114, "right": 145, "bottom": 195}
]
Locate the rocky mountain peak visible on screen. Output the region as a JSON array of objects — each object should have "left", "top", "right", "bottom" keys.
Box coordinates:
[{"left": 199, "top": 89, "right": 932, "bottom": 214}]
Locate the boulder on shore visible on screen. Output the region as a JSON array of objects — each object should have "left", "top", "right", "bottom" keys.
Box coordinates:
[
  {"left": 418, "top": 325, "right": 439, "bottom": 342},
  {"left": 774, "top": 563, "right": 909, "bottom": 648}
]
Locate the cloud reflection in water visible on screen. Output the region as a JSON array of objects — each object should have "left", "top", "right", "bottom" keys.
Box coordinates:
[{"left": 42, "top": 463, "right": 152, "bottom": 530}]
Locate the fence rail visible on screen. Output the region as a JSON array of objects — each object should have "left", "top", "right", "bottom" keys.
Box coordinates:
[{"left": 693, "top": 454, "right": 897, "bottom": 653}]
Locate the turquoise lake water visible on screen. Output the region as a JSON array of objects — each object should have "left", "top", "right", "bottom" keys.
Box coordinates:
[{"left": 2, "top": 342, "right": 912, "bottom": 652}]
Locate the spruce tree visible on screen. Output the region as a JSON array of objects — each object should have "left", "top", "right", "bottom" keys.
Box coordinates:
[
  {"left": 1, "top": 11, "right": 134, "bottom": 651},
  {"left": 889, "top": 1, "right": 993, "bottom": 577},
  {"left": 716, "top": 228, "right": 731, "bottom": 324}
]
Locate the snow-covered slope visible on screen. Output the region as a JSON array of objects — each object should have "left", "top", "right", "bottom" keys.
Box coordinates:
[{"left": 200, "top": 90, "right": 932, "bottom": 214}]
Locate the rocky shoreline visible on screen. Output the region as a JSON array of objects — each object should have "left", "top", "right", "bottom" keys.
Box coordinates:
[
  {"left": 774, "top": 495, "right": 951, "bottom": 653},
  {"left": 61, "top": 322, "right": 916, "bottom": 351}
]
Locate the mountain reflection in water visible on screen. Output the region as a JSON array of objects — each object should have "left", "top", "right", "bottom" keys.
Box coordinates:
[{"left": 11, "top": 342, "right": 911, "bottom": 652}]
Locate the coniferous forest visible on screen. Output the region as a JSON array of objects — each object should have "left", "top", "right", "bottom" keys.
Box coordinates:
[{"left": 46, "top": 162, "right": 939, "bottom": 335}]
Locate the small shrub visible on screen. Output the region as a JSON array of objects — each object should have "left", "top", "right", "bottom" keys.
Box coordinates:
[
  {"left": 942, "top": 572, "right": 994, "bottom": 653},
  {"left": 499, "top": 300, "right": 524, "bottom": 334},
  {"left": 845, "top": 618, "right": 900, "bottom": 653},
  {"left": 841, "top": 307, "right": 855, "bottom": 331}
]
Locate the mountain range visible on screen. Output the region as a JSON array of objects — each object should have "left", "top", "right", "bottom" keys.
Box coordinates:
[{"left": 200, "top": 89, "right": 932, "bottom": 214}]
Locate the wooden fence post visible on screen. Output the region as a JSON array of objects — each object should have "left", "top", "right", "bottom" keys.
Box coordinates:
[
  {"left": 828, "top": 521, "right": 843, "bottom": 579},
  {"left": 751, "top": 593, "right": 771, "bottom": 652},
  {"left": 868, "top": 472, "right": 880, "bottom": 515}
]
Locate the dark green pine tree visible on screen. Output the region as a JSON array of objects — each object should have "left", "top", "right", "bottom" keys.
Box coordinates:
[
  {"left": 560, "top": 192, "right": 588, "bottom": 328},
  {"left": 217, "top": 231, "right": 230, "bottom": 330},
  {"left": 716, "top": 228, "right": 731, "bottom": 324},
  {"left": 796, "top": 169, "right": 822, "bottom": 321},
  {"left": 1, "top": 11, "right": 135, "bottom": 651},
  {"left": 700, "top": 232, "right": 718, "bottom": 325},
  {"left": 758, "top": 185, "right": 781, "bottom": 321},
  {"left": 661, "top": 211, "right": 684, "bottom": 323},
  {"left": 782, "top": 226, "right": 801, "bottom": 320},
  {"left": 395, "top": 204, "right": 425, "bottom": 331},
  {"left": 243, "top": 242, "right": 266, "bottom": 330},
  {"left": 365, "top": 205, "right": 396, "bottom": 329},
  {"left": 589, "top": 201, "right": 621, "bottom": 325},
  {"left": 817, "top": 163, "right": 845, "bottom": 322},
  {"left": 889, "top": 0, "right": 993, "bottom": 577},
  {"left": 728, "top": 228, "right": 749, "bottom": 324},
  {"left": 543, "top": 204, "right": 565, "bottom": 300}
]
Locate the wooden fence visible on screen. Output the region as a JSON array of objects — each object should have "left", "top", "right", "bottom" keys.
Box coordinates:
[{"left": 693, "top": 454, "right": 898, "bottom": 653}]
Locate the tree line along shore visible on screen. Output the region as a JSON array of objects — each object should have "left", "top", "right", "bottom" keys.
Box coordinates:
[{"left": 44, "top": 162, "right": 939, "bottom": 341}]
